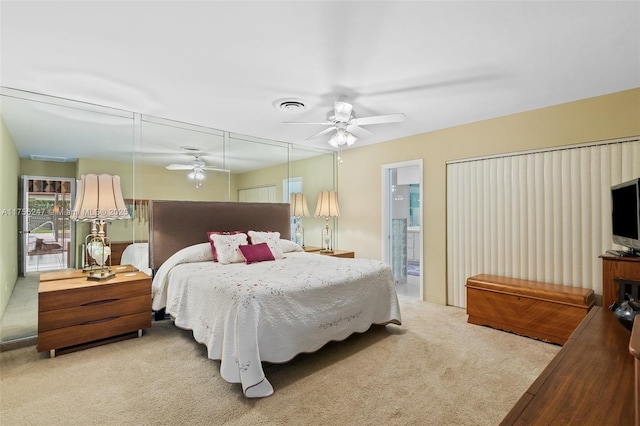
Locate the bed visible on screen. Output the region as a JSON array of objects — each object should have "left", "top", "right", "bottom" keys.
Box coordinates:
[
  {"left": 149, "top": 200, "right": 401, "bottom": 398},
  {"left": 120, "top": 242, "right": 152, "bottom": 276}
]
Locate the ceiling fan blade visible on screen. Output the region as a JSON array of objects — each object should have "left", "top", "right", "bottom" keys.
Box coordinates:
[
  {"left": 202, "top": 166, "right": 230, "bottom": 172},
  {"left": 306, "top": 126, "right": 337, "bottom": 140},
  {"left": 346, "top": 124, "right": 373, "bottom": 138},
  {"left": 166, "top": 164, "right": 193, "bottom": 170},
  {"left": 282, "top": 121, "right": 333, "bottom": 125},
  {"left": 351, "top": 113, "right": 406, "bottom": 126},
  {"left": 333, "top": 101, "right": 353, "bottom": 122}
]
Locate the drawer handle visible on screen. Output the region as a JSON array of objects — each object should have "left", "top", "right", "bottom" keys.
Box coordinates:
[
  {"left": 81, "top": 316, "right": 119, "bottom": 326},
  {"left": 82, "top": 298, "right": 119, "bottom": 307}
]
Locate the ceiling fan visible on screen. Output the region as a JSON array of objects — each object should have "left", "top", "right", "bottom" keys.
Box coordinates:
[
  {"left": 284, "top": 101, "right": 406, "bottom": 148},
  {"left": 166, "top": 151, "right": 229, "bottom": 187}
]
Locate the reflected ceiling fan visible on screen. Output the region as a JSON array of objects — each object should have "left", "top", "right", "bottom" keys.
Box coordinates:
[
  {"left": 284, "top": 101, "right": 405, "bottom": 148},
  {"left": 166, "top": 149, "right": 229, "bottom": 187}
]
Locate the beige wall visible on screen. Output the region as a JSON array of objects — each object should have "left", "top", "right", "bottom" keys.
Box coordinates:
[
  {"left": 20, "top": 159, "right": 76, "bottom": 178},
  {"left": 0, "top": 119, "right": 20, "bottom": 317},
  {"left": 338, "top": 88, "right": 640, "bottom": 305}
]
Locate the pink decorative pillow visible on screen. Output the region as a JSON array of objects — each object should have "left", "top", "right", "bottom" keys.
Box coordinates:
[
  {"left": 209, "top": 233, "right": 248, "bottom": 264},
  {"left": 207, "top": 231, "right": 248, "bottom": 262},
  {"left": 239, "top": 242, "right": 275, "bottom": 264}
]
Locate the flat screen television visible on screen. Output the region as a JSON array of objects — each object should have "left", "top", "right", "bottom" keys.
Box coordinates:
[{"left": 611, "top": 177, "right": 640, "bottom": 256}]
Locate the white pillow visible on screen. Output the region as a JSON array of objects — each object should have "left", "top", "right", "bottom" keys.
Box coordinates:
[
  {"left": 210, "top": 233, "right": 249, "bottom": 264},
  {"left": 280, "top": 239, "right": 304, "bottom": 253},
  {"left": 248, "top": 231, "right": 283, "bottom": 259}
]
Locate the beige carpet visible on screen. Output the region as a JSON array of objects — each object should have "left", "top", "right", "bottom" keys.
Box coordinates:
[{"left": 0, "top": 297, "right": 559, "bottom": 425}]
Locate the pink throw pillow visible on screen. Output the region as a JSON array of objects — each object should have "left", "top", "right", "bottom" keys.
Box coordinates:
[{"left": 239, "top": 242, "right": 275, "bottom": 264}]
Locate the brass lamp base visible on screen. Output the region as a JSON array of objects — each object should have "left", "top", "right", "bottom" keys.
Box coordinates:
[
  {"left": 320, "top": 249, "right": 334, "bottom": 254},
  {"left": 86, "top": 270, "right": 115, "bottom": 281}
]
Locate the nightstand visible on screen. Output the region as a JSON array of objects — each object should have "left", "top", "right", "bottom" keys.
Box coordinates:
[
  {"left": 321, "top": 249, "right": 355, "bottom": 258},
  {"left": 40, "top": 264, "right": 139, "bottom": 282},
  {"left": 302, "top": 246, "right": 322, "bottom": 253},
  {"left": 38, "top": 271, "right": 151, "bottom": 357},
  {"left": 304, "top": 246, "right": 355, "bottom": 258}
]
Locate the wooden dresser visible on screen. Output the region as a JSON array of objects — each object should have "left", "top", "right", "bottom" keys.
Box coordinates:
[
  {"left": 501, "top": 307, "right": 636, "bottom": 425},
  {"left": 38, "top": 271, "right": 151, "bottom": 357},
  {"left": 601, "top": 254, "right": 640, "bottom": 308}
]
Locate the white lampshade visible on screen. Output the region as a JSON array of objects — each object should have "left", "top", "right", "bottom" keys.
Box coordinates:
[
  {"left": 290, "top": 193, "right": 310, "bottom": 217},
  {"left": 71, "top": 174, "right": 130, "bottom": 221},
  {"left": 314, "top": 190, "right": 340, "bottom": 218}
]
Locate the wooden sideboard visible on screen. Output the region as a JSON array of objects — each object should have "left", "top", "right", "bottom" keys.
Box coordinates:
[
  {"left": 501, "top": 306, "right": 636, "bottom": 425},
  {"left": 601, "top": 254, "right": 640, "bottom": 308}
]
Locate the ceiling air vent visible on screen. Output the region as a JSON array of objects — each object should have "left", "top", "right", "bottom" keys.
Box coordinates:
[
  {"left": 29, "top": 155, "right": 75, "bottom": 162},
  {"left": 274, "top": 99, "right": 306, "bottom": 112}
]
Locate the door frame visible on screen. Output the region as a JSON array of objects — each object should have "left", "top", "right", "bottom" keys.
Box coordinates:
[{"left": 381, "top": 159, "right": 423, "bottom": 300}]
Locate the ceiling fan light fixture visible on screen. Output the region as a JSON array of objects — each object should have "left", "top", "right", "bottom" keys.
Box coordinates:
[
  {"left": 328, "top": 129, "right": 357, "bottom": 148},
  {"left": 188, "top": 169, "right": 205, "bottom": 181},
  {"left": 282, "top": 99, "right": 404, "bottom": 147}
]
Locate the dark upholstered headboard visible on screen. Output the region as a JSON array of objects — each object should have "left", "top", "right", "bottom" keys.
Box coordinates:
[{"left": 148, "top": 200, "right": 291, "bottom": 271}]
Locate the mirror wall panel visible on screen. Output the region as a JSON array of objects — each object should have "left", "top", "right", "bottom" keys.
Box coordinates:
[
  {"left": 0, "top": 88, "right": 137, "bottom": 345},
  {"left": 1, "top": 89, "right": 138, "bottom": 271},
  {"left": 0, "top": 86, "right": 336, "bottom": 345},
  {"left": 289, "top": 145, "right": 336, "bottom": 248}
]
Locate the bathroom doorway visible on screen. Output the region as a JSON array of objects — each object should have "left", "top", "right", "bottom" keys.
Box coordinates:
[{"left": 382, "top": 160, "right": 422, "bottom": 299}]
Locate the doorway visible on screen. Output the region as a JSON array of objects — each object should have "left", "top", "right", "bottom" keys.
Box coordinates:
[
  {"left": 283, "top": 177, "right": 303, "bottom": 244},
  {"left": 20, "top": 176, "right": 75, "bottom": 274},
  {"left": 382, "top": 160, "right": 423, "bottom": 299}
]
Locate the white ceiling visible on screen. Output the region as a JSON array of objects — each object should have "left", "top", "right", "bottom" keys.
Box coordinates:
[{"left": 1, "top": 1, "right": 639, "bottom": 158}]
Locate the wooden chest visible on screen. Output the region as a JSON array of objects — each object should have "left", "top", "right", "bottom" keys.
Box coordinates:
[
  {"left": 466, "top": 274, "right": 595, "bottom": 345},
  {"left": 38, "top": 271, "right": 151, "bottom": 356}
]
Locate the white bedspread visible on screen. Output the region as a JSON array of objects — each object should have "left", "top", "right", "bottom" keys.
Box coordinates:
[{"left": 152, "top": 246, "right": 401, "bottom": 397}]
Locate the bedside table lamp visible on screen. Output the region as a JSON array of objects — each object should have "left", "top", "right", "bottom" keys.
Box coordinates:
[
  {"left": 290, "top": 192, "right": 310, "bottom": 247},
  {"left": 71, "top": 174, "right": 130, "bottom": 280},
  {"left": 314, "top": 190, "right": 340, "bottom": 253}
]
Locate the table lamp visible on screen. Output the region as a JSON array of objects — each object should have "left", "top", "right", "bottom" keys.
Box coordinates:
[{"left": 71, "top": 174, "right": 130, "bottom": 280}]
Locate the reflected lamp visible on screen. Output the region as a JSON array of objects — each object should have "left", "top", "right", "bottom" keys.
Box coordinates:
[
  {"left": 290, "top": 192, "right": 310, "bottom": 247},
  {"left": 314, "top": 190, "right": 340, "bottom": 253}
]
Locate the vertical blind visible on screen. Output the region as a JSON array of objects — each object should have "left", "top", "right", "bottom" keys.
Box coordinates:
[{"left": 446, "top": 138, "right": 640, "bottom": 308}]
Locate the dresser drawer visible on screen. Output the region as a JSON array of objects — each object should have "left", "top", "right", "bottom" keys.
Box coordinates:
[
  {"left": 37, "top": 311, "right": 151, "bottom": 352},
  {"left": 38, "top": 295, "right": 151, "bottom": 332},
  {"left": 39, "top": 279, "right": 149, "bottom": 312}
]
